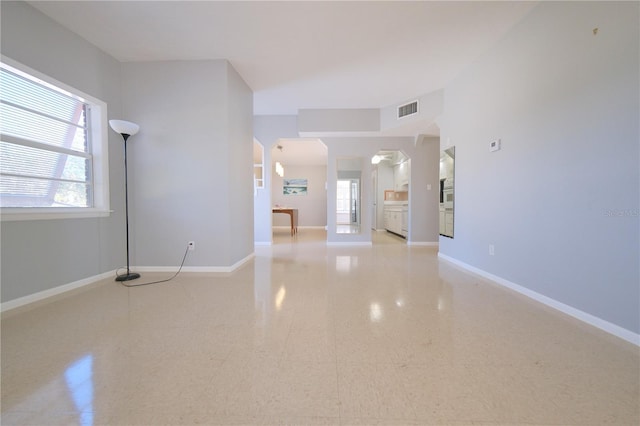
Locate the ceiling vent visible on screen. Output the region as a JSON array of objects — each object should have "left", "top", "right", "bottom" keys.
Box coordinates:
[{"left": 398, "top": 100, "right": 419, "bottom": 119}]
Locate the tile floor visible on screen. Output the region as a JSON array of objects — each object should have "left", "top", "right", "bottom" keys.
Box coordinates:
[{"left": 1, "top": 229, "right": 638, "bottom": 425}]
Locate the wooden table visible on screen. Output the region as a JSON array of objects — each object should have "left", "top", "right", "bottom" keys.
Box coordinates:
[{"left": 273, "top": 208, "right": 298, "bottom": 236}]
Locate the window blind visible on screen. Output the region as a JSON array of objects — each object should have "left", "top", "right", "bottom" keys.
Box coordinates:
[{"left": 0, "top": 64, "right": 93, "bottom": 208}]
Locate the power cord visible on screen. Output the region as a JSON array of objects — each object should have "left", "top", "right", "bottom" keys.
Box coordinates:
[{"left": 116, "top": 243, "right": 190, "bottom": 288}]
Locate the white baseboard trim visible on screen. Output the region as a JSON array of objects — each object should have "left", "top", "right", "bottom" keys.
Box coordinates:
[
  {"left": 137, "top": 252, "right": 256, "bottom": 274},
  {"left": 1, "top": 270, "right": 115, "bottom": 313},
  {"left": 254, "top": 241, "right": 272, "bottom": 246},
  {"left": 229, "top": 252, "right": 255, "bottom": 271},
  {"left": 272, "top": 225, "right": 325, "bottom": 229},
  {"left": 326, "top": 242, "right": 373, "bottom": 246},
  {"left": 408, "top": 241, "right": 439, "bottom": 247},
  {"left": 438, "top": 253, "right": 640, "bottom": 346},
  {"left": 2, "top": 253, "right": 257, "bottom": 313}
]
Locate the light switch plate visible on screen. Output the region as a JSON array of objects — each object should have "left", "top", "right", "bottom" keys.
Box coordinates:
[{"left": 490, "top": 139, "right": 501, "bottom": 152}]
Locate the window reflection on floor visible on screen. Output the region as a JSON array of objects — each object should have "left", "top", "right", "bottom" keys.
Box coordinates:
[
  {"left": 336, "top": 224, "right": 360, "bottom": 234},
  {"left": 64, "top": 354, "right": 93, "bottom": 426},
  {"left": 335, "top": 255, "right": 359, "bottom": 273}
]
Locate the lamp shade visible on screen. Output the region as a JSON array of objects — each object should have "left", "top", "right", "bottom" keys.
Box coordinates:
[{"left": 109, "top": 119, "right": 140, "bottom": 136}]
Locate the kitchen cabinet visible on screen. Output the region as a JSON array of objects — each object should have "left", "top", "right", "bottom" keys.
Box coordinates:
[
  {"left": 384, "top": 203, "right": 407, "bottom": 238},
  {"left": 401, "top": 207, "right": 408, "bottom": 237},
  {"left": 444, "top": 210, "right": 454, "bottom": 236}
]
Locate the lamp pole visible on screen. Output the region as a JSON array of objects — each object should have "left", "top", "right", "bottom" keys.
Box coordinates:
[
  {"left": 117, "top": 133, "right": 140, "bottom": 281},
  {"left": 109, "top": 120, "right": 141, "bottom": 282}
]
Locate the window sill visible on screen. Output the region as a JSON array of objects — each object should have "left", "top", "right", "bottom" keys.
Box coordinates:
[{"left": 0, "top": 208, "right": 113, "bottom": 222}]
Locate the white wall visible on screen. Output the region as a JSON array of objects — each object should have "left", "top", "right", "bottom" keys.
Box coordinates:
[
  {"left": 272, "top": 165, "right": 327, "bottom": 227},
  {"left": 120, "top": 60, "right": 254, "bottom": 268},
  {"left": 440, "top": 1, "right": 639, "bottom": 334},
  {"left": 0, "top": 1, "right": 124, "bottom": 302},
  {"left": 226, "top": 63, "right": 255, "bottom": 263},
  {"left": 299, "top": 108, "right": 380, "bottom": 134}
]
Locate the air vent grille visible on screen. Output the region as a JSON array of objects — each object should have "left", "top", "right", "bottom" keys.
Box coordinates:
[{"left": 398, "top": 101, "right": 418, "bottom": 119}]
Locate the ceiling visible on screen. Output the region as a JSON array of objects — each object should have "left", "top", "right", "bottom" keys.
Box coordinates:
[
  {"left": 29, "top": 1, "right": 537, "bottom": 116},
  {"left": 29, "top": 1, "right": 536, "bottom": 167}
]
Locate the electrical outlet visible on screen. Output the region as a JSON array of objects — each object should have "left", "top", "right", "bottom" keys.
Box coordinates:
[
  {"left": 489, "top": 244, "right": 495, "bottom": 256},
  {"left": 188, "top": 241, "right": 195, "bottom": 251}
]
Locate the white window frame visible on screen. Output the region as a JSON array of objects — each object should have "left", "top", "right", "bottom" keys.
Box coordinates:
[{"left": 0, "top": 56, "right": 110, "bottom": 221}]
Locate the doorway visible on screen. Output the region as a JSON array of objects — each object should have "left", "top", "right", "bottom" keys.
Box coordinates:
[
  {"left": 269, "top": 139, "right": 328, "bottom": 240},
  {"left": 336, "top": 178, "right": 360, "bottom": 234},
  {"left": 371, "top": 150, "right": 410, "bottom": 241}
]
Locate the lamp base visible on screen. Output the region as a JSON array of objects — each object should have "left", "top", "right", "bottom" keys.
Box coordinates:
[{"left": 115, "top": 272, "right": 141, "bottom": 282}]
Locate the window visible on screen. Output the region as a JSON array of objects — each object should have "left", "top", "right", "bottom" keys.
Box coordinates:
[
  {"left": 253, "top": 139, "right": 264, "bottom": 190},
  {"left": 336, "top": 180, "right": 351, "bottom": 215},
  {"left": 0, "top": 58, "right": 109, "bottom": 220}
]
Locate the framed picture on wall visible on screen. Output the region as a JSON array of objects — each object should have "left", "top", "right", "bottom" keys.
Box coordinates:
[{"left": 283, "top": 178, "right": 307, "bottom": 196}]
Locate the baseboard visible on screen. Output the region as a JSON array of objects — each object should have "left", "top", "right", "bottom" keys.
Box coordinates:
[
  {"left": 272, "top": 226, "right": 326, "bottom": 229},
  {"left": 137, "top": 252, "right": 255, "bottom": 274},
  {"left": 254, "top": 241, "right": 272, "bottom": 246},
  {"left": 1, "top": 270, "right": 115, "bottom": 314},
  {"left": 408, "top": 241, "right": 439, "bottom": 247},
  {"left": 2, "top": 253, "right": 257, "bottom": 313},
  {"left": 437, "top": 253, "right": 640, "bottom": 346}
]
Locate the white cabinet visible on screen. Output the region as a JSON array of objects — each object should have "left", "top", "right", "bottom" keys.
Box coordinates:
[
  {"left": 384, "top": 203, "right": 407, "bottom": 238},
  {"left": 445, "top": 211, "right": 454, "bottom": 236},
  {"left": 439, "top": 206, "right": 454, "bottom": 237},
  {"left": 390, "top": 210, "right": 401, "bottom": 235},
  {"left": 401, "top": 208, "right": 408, "bottom": 237}
]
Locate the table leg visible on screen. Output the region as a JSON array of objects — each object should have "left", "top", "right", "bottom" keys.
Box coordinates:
[{"left": 289, "top": 211, "right": 294, "bottom": 236}]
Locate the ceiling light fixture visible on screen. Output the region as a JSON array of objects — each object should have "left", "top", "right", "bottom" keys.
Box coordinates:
[{"left": 275, "top": 161, "right": 284, "bottom": 177}]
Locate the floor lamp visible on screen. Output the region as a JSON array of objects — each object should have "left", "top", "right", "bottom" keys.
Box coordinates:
[{"left": 109, "top": 119, "right": 141, "bottom": 282}]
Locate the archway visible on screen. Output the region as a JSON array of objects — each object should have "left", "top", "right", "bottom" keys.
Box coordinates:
[{"left": 371, "top": 150, "right": 410, "bottom": 242}]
